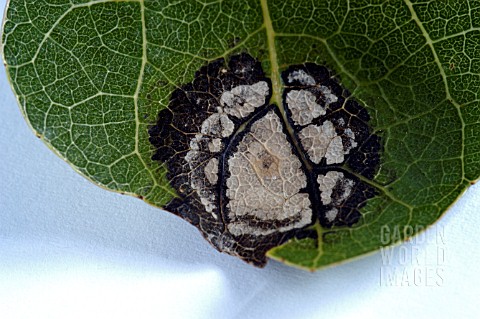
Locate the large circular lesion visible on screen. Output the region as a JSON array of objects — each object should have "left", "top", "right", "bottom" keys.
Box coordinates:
[{"left": 149, "top": 54, "right": 382, "bottom": 266}]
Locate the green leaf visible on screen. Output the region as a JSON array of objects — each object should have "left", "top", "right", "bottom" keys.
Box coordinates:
[{"left": 2, "top": 0, "right": 480, "bottom": 270}]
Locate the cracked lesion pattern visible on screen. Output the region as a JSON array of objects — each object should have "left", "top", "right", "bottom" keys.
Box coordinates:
[
  {"left": 298, "top": 121, "right": 344, "bottom": 165},
  {"left": 286, "top": 90, "right": 326, "bottom": 126},
  {"left": 149, "top": 55, "right": 381, "bottom": 266},
  {"left": 225, "top": 111, "right": 312, "bottom": 236},
  {"left": 221, "top": 81, "right": 270, "bottom": 118}
]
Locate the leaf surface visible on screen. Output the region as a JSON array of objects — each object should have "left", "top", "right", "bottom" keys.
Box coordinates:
[{"left": 2, "top": 0, "right": 480, "bottom": 270}]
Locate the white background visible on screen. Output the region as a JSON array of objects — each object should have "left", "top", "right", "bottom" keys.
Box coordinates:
[{"left": 1, "top": 2, "right": 479, "bottom": 318}]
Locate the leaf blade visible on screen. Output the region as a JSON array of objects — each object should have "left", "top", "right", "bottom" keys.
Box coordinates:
[{"left": 3, "top": 0, "right": 479, "bottom": 269}]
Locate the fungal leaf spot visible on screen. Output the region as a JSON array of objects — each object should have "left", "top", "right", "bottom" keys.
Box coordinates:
[{"left": 149, "top": 54, "right": 381, "bottom": 266}]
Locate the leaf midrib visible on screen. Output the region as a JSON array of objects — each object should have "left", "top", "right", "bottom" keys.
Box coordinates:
[{"left": 260, "top": 0, "right": 280, "bottom": 107}]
